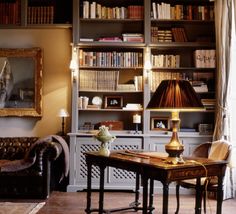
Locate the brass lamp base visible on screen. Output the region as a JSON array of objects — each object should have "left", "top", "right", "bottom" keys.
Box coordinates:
[
  {"left": 165, "top": 147, "right": 184, "bottom": 164},
  {"left": 165, "top": 112, "right": 184, "bottom": 164}
]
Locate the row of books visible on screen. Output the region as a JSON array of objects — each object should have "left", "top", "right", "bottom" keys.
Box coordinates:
[
  {"left": 82, "top": 1, "right": 143, "bottom": 19},
  {"left": 151, "top": 71, "right": 183, "bottom": 91},
  {"left": 171, "top": 28, "right": 188, "bottom": 42},
  {"left": 27, "top": 6, "right": 54, "bottom": 24},
  {"left": 151, "top": 71, "right": 213, "bottom": 93},
  {"left": 79, "top": 50, "right": 143, "bottom": 68},
  {"left": 194, "top": 50, "right": 216, "bottom": 68},
  {"left": 151, "top": 54, "right": 180, "bottom": 68},
  {"left": 79, "top": 70, "right": 143, "bottom": 92},
  {"left": 79, "top": 70, "right": 119, "bottom": 91},
  {"left": 152, "top": 2, "right": 214, "bottom": 20},
  {"left": 0, "top": 1, "right": 21, "bottom": 25},
  {"left": 151, "top": 27, "right": 187, "bottom": 42}
]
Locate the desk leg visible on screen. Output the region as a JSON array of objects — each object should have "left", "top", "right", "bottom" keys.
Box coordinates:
[
  {"left": 85, "top": 160, "right": 92, "bottom": 214},
  {"left": 142, "top": 176, "right": 148, "bottom": 214},
  {"left": 149, "top": 179, "right": 154, "bottom": 213},
  {"left": 98, "top": 165, "right": 106, "bottom": 214},
  {"left": 217, "top": 175, "right": 223, "bottom": 214},
  {"left": 195, "top": 178, "right": 202, "bottom": 214},
  {"left": 134, "top": 173, "right": 140, "bottom": 208},
  {"left": 162, "top": 182, "right": 169, "bottom": 214}
]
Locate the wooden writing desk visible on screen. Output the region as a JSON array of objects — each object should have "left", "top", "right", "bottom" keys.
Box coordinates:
[{"left": 85, "top": 151, "right": 227, "bottom": 214}]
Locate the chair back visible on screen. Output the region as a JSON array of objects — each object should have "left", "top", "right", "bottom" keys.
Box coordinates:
[{"left": 208, "top": 139, "right": 231, "bottom": 161}]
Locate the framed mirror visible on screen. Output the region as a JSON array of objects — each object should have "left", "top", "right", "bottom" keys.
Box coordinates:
[{"left": 0, "top": 48, "right": 43, "bottom": 117}]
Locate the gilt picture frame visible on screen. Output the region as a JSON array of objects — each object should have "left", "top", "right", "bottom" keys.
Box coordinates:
[{"left": 0, "top": 48, "right": 43, "bottom": 117}]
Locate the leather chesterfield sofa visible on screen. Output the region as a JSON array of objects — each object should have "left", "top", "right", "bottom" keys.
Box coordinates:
[{"left": 0, "top": 135, "right": 69, "bottom": 199}]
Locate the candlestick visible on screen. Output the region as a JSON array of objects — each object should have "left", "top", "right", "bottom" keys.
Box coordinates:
[
  {"left": 133, "top": 114, "right": 141, "bottom": 134},
  {"left": 133, "top": 114, "right": 141, "bottom": 124}
]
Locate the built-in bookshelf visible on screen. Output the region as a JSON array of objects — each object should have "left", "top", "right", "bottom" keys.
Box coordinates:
[
  {"left": 68, "top": 0, "right": 216, "bottom": 191},
  {"left": 0, "top": 0, "right": 72, "bottom": 27},
  {"left": 149, "top": 0, "right": 215, "bottom": 136}
]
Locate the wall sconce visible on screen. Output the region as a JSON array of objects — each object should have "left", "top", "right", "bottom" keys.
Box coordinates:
[
  {"left": 144, "top": 47, "right": 152, "bottom": 84},
  {"left": 70, "top": 47, "right": 78, "bottom": 82},
  {"left": 70, "top": 59, "right": 78, "bottom": 82},
  {"left": 58, "top": 108, "right": 69, "bottom": 136}
]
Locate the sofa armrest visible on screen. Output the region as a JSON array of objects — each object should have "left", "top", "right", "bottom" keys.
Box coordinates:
[
  {"left": 0, "top": 140, "right": 62, "bottom": 173},
  {"left": 26, "top": 140, "right": 62, "bottom": 162}
]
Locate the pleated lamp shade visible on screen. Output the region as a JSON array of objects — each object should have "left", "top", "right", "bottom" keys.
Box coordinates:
[{"left": 146, "top": 79, "right": 204, "bottom": 111}]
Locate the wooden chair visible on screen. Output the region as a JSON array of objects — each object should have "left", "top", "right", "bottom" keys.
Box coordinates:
[{"left": 175, "top": 140, "right": 231, "bottom": 214}]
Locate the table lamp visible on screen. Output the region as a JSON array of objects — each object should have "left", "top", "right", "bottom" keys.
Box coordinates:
[
  {"left": 58, "top": 108, "right": 69, "bottom": 136},
  {"left": 146, "top": 79, "right": 204, "bottom": 164}
]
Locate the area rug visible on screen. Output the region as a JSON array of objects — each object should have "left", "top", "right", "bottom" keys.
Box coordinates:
[{"left": 0, "top": 202, "right": 45, "bottom": 214}]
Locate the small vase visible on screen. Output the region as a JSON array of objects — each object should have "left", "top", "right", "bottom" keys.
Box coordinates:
[
  {"left": 94, "top": 125, "right": 116, "bottom": 156},
  {"left": 98, "top": 141, "right": 110, "bottom": 156}
]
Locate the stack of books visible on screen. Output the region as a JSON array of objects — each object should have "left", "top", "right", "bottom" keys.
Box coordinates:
[
  {"left": 151, "top": 26, "right": 159, "bottom": 43},
  {"left": 156, "top": 29, "right": 172, "bottom": 42},
  {"left": 192, "top": 81, "right": 208, "bottom": 93},
  {"left": 98, "top": 37, "right": 122, "bottom": 42},
  {"left": 117, "top": 84, "right": 136, "bottom": 91},
  {"left": 122, "top": 33, "right": 144, "bottom": 42},
  {"left": 201, "top": 99, "right": 215, "bottom": 110},
  {"left": 123, "top": 103, "right": 142, "bottom": 110}
]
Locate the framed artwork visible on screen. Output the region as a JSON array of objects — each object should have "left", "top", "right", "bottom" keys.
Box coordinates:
[
  {"left": 104, "top": 96, "right": 123, "bottom": 109},
  {"left": 0, "top": 48, "right": 43, "bottom": 117},
  {"left": 151, "top": 117, "right": 170, "bottom": 131}
]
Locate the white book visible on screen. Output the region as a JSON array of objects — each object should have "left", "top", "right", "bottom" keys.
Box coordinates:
[
  {"left": 90, "top": 2, "right": 96, "bottom": 19},
  {"left": 120, "top": 7, "right": 127, "bottom": 19},
  {"left": 83, "top": 1, "right": 89, "bottom": 18},
  {"left": 152, "top": 2, "right": 157, "bottom": 19},
  {"left": 157, "top": 4, "right": 161, "bottom": 19},
  {"left": 96, "top": 3, "right": 102, "bottom": 19}
]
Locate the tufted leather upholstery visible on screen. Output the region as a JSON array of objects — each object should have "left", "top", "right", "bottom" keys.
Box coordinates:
[{"left": 0, "top": 137, "right": 63, "bottom": 199}]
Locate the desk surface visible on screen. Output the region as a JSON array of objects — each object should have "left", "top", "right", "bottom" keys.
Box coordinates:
[{"left": 85, "top": 150, "right": 227, "bottom": 181}]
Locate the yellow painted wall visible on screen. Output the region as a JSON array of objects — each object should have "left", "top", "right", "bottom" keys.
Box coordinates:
[{"left": 0, "top": 28, "right": 71, "bottom": 137}]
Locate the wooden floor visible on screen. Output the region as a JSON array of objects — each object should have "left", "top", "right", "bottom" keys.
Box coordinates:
[{"left": 37, "top": 191, "right": 236, "bottom": 214}]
